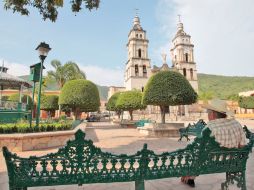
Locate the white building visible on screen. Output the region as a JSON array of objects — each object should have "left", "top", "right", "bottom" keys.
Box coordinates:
[
  {"left": 124, "top": 15, "right": 152, "bottom": 91},
  {"left": 170, "top": 20, "right": 198, "bottom": 92}
]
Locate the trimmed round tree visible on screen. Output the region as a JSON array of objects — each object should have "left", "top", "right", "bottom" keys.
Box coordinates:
[
  {"left": 116, "top": 90, "right": 145, "bottom": 120},
  {"left": 238, "top": 96, "right": 254, "bottom": 110},
  {"left": 143, "top": 71, "right": 197, "bottom": 124},
  {"left": 41, "top": 95, "right": 59, "bottom": 118},
  {"left": 106, "top": 92, "right": 122, "bottom": 118},
  {"left": 59, "top": 79, "right": 100, "bottom": 120}
]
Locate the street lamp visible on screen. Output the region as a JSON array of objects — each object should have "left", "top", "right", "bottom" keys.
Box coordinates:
[{"left": 35, "top": 42, "right": 51, "bottom": 127}]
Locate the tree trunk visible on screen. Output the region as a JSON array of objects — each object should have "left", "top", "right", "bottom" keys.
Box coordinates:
[
  {"left": 160, "top": 105, "right": 166, "bottom": 124},
  {"left": 58, "top": 104, "right": 61, "bottom": 118},
  {"left": 74, "top": 108, "right": 81, "bottom": 120},
  {"left": 129, "top": 110, "right": 133, "bottom": 120}
]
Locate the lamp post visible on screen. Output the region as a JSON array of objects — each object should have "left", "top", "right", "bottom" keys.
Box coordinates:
[{"left": 35, "top": 42, "right": 51, "bottom": 127}]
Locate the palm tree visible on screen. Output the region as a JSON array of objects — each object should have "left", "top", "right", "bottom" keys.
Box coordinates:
[
  {"left": 47, "top": 60, "right": 86, "bottom": 89},
  {"left": 46, "top": 60, "right": 86, "bottom": 116}
]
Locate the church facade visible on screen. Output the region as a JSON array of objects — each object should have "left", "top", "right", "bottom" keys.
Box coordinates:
[{"left": 108, "top": 15, "right": 198, "bottom": 101}]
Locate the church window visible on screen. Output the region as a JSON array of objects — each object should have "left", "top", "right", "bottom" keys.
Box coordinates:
[
  {"left": 143, "top": 65, "right": 147, "bottom": 76},
  {"left": 135, "top": 64, "right": 139, "bottom": 76},
  {"left": 185, "top": 53, "right": 188, "bottom": 62},
  {"left": 138, "top": 49, "right": 142, "bottom": 58},
  {"left": 136, "top": 34, "right": 138, "bottom": 38},
  {"left": 183, "top": 68, "right": 187, "bottom": 77},
  {"left": 140, "top": 34, "right": 142, "bottom": 38},
  {"left": 190, "top": 68, "right": 193, "bottom": 79}
]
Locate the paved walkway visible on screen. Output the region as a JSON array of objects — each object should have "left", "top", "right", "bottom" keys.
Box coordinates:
[{"left": 0, "top": 120, "right": 254, "bottom": 190}]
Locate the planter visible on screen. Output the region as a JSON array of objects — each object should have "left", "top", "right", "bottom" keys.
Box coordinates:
[{"left": 0, "top": 124, "right": 86, "bottom": 152}]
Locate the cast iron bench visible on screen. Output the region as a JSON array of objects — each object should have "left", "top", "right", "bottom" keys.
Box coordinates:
[
  {"left": 134, "top": 119, "right": 152, "bottom": 127},
  {"left": 3, "top": 126, "right": 253, "bottom": 190},
  {"left": 178, "top": 119, "right": 207, "bottom": 141}
]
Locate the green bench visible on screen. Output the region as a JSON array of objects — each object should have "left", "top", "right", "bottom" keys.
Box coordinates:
[
  {"left": 134, "top": 119, "right": 152, "bottom": 127},
  {"left": 178, "top": 119, "right": 207, "bottom": 141},
  {"left": 3, "top": 127, "right": 253, "bottom": 190}
]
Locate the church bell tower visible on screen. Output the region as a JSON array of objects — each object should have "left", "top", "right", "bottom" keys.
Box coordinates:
[
  {"left": 124, "top": 15, "right": 151, "bottom": 91},
  {"left": 170, "top": 18, "right": 198, "bottom": 92}
]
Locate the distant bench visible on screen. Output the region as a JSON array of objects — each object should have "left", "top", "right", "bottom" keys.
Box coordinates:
[
  {"left": 3, "top": 126, "right": 253, "bottom": 190},
  {"left": 178, "top": 119, "right": 207, "bottom": 141}
]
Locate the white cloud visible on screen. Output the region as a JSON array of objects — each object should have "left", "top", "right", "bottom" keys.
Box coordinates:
[
  {"left": 0, "top": 59, "right": 124, "bottom": 87},
  {"left": 0, "top": 59, "right": 30, "bottom": 76},
  {"left": 156, "top": 0, "right": 254, "bottom": 76},
  {"left": 79, "top": 65, "right": 124, "bottom": 86}
]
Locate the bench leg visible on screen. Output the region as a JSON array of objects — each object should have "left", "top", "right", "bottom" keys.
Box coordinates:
[
  {"left": 221, "top": 172, "right": 246, "bottom": 190},
  {"left": 135, "top": 179, "right": 145, "bottom": 190}
]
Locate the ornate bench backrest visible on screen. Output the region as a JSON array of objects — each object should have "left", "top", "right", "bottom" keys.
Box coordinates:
[{"left": 3, "top": 127, "right": 253, "bottom": 188}]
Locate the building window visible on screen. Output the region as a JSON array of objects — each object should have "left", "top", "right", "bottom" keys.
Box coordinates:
[
  {"left": 140, "top": 34, "right": 142, "bottom": 38},
  {"left": 190, "top": 68, "right": 193, "bottom": 79},
  {"left": 185, "top": 53, "right": 188, "bottom": 62},
  {"left": 135, "top": 64, "right": 139, "bottom": 76},
  {"left": 143, "top": 65, "right": 147, "bottom": 76},
  {"left": 136, "top": 34, "right": 138, "bottom": 38},
  {"left": 183, "top": 68, "right": 186, "bottom": 77},
  {"left": 138, "top": 49, "right": 142, "bottom": 58}
]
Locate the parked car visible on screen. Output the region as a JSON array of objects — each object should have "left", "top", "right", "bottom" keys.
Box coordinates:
[{"left": 86, "top": 114, "right": 100, "bottom": 122}]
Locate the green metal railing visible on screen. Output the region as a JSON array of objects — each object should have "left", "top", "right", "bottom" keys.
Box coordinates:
[
  {"left": 0, "top": 100, "right": 28, "bottom": 112},
  {"left": 3, "top": 127, "right": 253, "bottom": 190}
]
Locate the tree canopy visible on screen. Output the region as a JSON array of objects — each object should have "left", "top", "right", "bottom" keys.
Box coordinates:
[
  {"left": 143, "top": 71, "right": 197, "bottom": 123},
  {"left": 59, "top": 79, "right": 100, "bottom": 119},
  {"left": 238, "top": 96, "right": 254, "bottom": 109},
  {"left": 47, "top": 60, "right": 86, "bottom": 89},
  {"left": 41, "top": 95, "right": 59, "bottom": 111},
  {"left": 116, "top": 90, "right": 145, "bottom": 120},
  {"left": 106, "top": 92, "right": 121, "bottom": 111},
  {"left": 4, "top": 0, "right": 100, "bottom": 22}
]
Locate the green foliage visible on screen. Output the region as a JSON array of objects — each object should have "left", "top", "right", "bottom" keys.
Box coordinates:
[
  {"left": 0, "top": 120, "right": 72, "bottom": 134},
  {"left": 59, "top": 79, "right": 100, "bottom": 118},
  {"left": 1, "top": 96, "right": 9, "bottom": 101},
  {"left": 238, "top": 96, "right": 254, "bottom": 109},
  {"left": 41, "top": 95, "right": 59, "bottom": 111},
  {"left": 47, "top": 60, "right": 86, "bottom": 89},
  {"left": 198, "top": 73, "right": 254, "bottom": 99},
  {"left": 198, "top": 91, "right": 214, "bottom": 103},
  {"left": 106, "top": 92, "right": 121, "bottom": 111},
  {"left": 4, "top": 0, "right": 100, "bottom": 22},
  {"left": 8, "top": 94, "right": 32, "bottom": 108},
  {"left": 116, "top": 90, "right": 145, "bottom": 120},
  {"left": 227, "top": 94, "right": 240, "bottom": 101},
  {"left": 117, "top": 90, "right": 145, "bottom": 111},
  {"left": 143, "top": 71, "right": 197, "bottom": 106}
]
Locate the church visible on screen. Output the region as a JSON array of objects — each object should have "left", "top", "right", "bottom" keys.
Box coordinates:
[{"left": 108, "top": 15, "right": 199, "bottom": 118}]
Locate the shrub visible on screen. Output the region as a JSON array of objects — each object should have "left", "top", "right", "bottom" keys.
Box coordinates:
[
  {"left": 59, "top": 79, "right": 100, "bottom": 120},
  {"left": 143, "top": 71, "right": 197, "bottom": 123},
  {"left": 0, "top": 120, "right": 73, "bottom": 134}
]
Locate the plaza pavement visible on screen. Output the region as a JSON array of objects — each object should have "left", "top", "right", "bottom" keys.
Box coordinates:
[{"left": 0, "top": 119, "right": 254, "bottom": 190}]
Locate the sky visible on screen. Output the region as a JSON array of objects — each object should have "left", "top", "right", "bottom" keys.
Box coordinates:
[{"left": 0, "top": 0, "right": 254, "bottom": 86}]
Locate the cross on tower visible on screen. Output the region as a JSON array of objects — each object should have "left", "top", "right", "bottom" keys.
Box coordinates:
[
  {"left": 135, "top": 8, "right": 139, "bottom": 16},
  {"left": 178, "top": 14, "right": 181, "bottom": 22}
]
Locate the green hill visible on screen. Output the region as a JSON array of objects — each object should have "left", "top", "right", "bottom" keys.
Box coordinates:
[
  {"left": 198, "top": 73, "right": 254, "bottom": 99},
  {"left": 19, "top": 74, "right": 254, "bottom": 101}
]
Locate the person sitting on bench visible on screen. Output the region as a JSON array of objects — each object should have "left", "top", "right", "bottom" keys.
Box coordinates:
[{"left": 181, "top": 99, "right": 247, "bottom": 187}]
